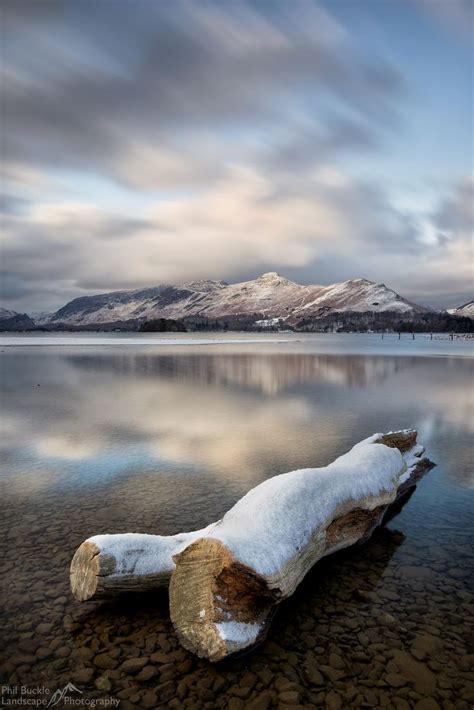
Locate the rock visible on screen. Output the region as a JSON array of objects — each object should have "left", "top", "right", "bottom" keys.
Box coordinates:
[
  {"left": 278, "top": 690, "right": 300, "bottom": 704},
  {"left": 157, "top": 634, "right": 171, "bottom": 652},
  {"left": 393, "top": 699, "right": 410, "bottom": 710},
  {"left": 256, "top": 667, "right": 273, "bottom": 686},
  {"left": 150, "top": 650, "right": 177, "bottom": 664},
  {"left": 227, "top": 699, "right": 244, "bottom": 710},
  {"left": 380, "top": 590, "right": 400, "bottom": 601},
  {"left": 72, "top": 668, "right": 94, "bottom": 685},
  {"left": 95, "top": 674, "right": 112, "bottom": 692},
  {"left": 391, "top": 650, "right": 437, "bottom": 694},
  {"left": 397, "top": 566, "right": 436, "bottom": 581},
  {"left": 213, "top": 677, "right": 228, "bottom": 693},
  {"left": 329, "top": 653, "right": 346, "bottom": 670},
  {"left": 155, "top": 681, "right": 175, "bottom": 703},
  {"left": 94, "top": 653, "right": 118, "bottom": 670},
  {"left": 352, "top": 652, "right": 370, "bottom": 663},
  {"left": 320, "top": 665, "right": 345, "bottom": 682},
  {"left": 411, "top": 634, "right": 442, "bottom": 657},
  {"left": 121, "top": 657, "right": 148, "bottom": 673},
  {"left": 228, "top": 685, "right": 251, "bottom": 699},
  {"left": 385, "top": 673, "right": 406, "bottom": 688},
  {"left": 305, "top": 653, "right": 325, "bottom": 685},
  {"left": 76, "top": 647, "right": 94, "bottom": 662},
  {"left": 37, "top": 623, "right": 53, "bottom": 634},
  {"left": 177, "top": 658, "right": 193, "bottom": 674},
  {"left": 54, "top": 647, "right": 70, "bottom": 658},
  {"left": 325, "top": 692, "right": 343, "bottom": 710},
  {"left": 262, "top": 640, "right": 285, "bottom": 656},
  {"left": 246, "top": 691, "right": 272, "bottom": 710},
  {"left": 141, "top": 692, "right": 158, "bottom": 708},
  {"left": 344, "top": 617, "right": 360, "bottom": 630},
  {"left": 136, "top": 665, "right": 158, "bottom": 682},
  {"left": 413, "top": 699, "right": 441, "bottom": 710},
  {"left": 19, "top": 640, "right": 37, "bottom": 654},
  {"left": 240, "top": 671, "right": 257, "bottom": 690}
]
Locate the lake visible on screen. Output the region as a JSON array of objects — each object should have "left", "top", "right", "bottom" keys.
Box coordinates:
[{"left": 0, "top": 333, "right": 473, "bottom": 708}]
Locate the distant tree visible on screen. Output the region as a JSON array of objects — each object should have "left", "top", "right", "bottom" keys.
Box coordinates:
[{"left": 139, "top": 318, "right": 187, "bottom": 332}]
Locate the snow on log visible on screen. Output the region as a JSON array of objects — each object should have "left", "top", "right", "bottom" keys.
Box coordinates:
[
  {"left": 70, "top": 527, "right": 216, "bottom": 601},
  {"left": 169, "top": 430, "right": 433, "bottom": 661}
]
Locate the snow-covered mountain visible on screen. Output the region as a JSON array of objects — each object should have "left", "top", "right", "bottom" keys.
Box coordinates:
[
  {"left": 0, "top": 307, "right": 19, "bottom": 320},
  {"left": 41, "top": 272, "right": 429, "bottom": 327},
  {"left": 447, "top": 300, "right": 474, "bottom": 319},
  {"left": 0, "top": 308, "right": 36, "bottom": 330}
]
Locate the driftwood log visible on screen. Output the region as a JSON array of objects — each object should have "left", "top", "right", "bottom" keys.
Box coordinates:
[
  {"left": 70, "top": 430, "right": 433, "bottom": 662},
  {"left": 70, "top": 527, "right": 215, "bottom": 602}
]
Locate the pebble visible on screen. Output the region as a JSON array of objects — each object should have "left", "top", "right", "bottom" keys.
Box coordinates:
[
  {"left": 320, "top": 665, "right": 345, "bottom": 682},
  {"left": 136, "top": 665, "right": 158, "bottom": 681},
  {"left": 278, "top": 690, "right": 300, "bottom": 704},
  {"left": 329, "top": 652, "right": 346, "bottom": 670},
  {"left": 120, "top": 657, "right": 148, "bottom": 673},
  {"left": 155, "top": 681, "right": 175, "bottom": 702},
  {"left": 325, "top": 691, "right": 343, "bottom": 710},
  {"left": 305, "top": 653, "right": 325, "bottom": 685},
  {"left": 94, "top": 653, "right": 118, "bottom": 670},
  {"left": 141, "top": 691, "right": 158, "bottom": 708},
  {"left": 413, "top": 699, "right": 441, "bottom": 710},
  {"left": 95, "top": 674, "right": 112, "bottom": 692},
  {"left": 385, "top": 673, "right": 406, "bottom": 688},
  {"left": 36, "top": 623, "right": 53, "bottom": 634},
  {"left": 390, "top": 650, "right": 437, "bottom": 694},
  {"left": 72, "top": 668, "right": 94, "bottom": 685}
]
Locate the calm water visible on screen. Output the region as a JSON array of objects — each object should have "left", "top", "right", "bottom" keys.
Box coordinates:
[{"left": 0, "top": 333, "right": 473, "bottom": 709}]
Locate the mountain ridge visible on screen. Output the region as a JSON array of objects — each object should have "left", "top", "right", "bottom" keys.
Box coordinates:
[{"left": 2, "top": 274, "right": 473, "bottom": 332}]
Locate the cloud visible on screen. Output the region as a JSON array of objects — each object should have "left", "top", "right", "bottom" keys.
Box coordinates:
[
  {"left": 434, "top": 176, "right": 474, "bottom": 235},
  {"left": 4, "top": 165, "right": 470, "bottom": 311},
  {"left": 417, "top": 0, "right": 473, "bottom": 37},
  {"left": 2, "top": 0, "right": 402, "bottom": 185},
  {"left": 1, "top": 1, "right": 471, "bottom": 311}
]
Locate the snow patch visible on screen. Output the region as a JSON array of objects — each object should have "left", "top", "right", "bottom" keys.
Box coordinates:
[
  {"left": 90, "top": 525, "right": 217, "bottom": 577},
  {"left": 216, "top": 621, "right": 261, "bottom": 644}
]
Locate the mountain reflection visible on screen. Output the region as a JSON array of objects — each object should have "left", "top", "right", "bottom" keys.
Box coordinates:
[
  {"left": 1, "top": 350, "right": 472, "bottom": 497},
  {"left": 66, "top": 353, "right": 410, "bottom": 392}
]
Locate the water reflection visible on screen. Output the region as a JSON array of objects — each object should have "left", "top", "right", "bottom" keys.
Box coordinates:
[
  {"left": 65, "top": 352, "right": 411, "bottom": 391},
  {"left": 1, "top": 349, "right": 472, "bottom": 497},
  {"left": 0, "top": 342, "right": 473, "bottom": 707}
]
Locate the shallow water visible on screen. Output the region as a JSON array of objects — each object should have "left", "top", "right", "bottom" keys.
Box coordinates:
[{"left": 0, "top": 333, "right": 473, "bottom": 709}]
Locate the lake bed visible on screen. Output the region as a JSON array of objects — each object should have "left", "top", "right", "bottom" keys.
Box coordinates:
[{"left": 1, "top": 333, "right": 473, "bottom": 708}]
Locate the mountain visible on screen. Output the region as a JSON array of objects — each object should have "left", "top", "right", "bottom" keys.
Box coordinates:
[
  {"left": 40, "top": 273, "right": 430, "bottom": 329},
  {"left": 0, "top": 308, "right": 18, "bottom": 320},
  {"left": 447, "top": 300, "right": 474, "bottom": 319},
  {"left": 0, "top": 308, "right": 36, "bottom": 331},
  {"left": 40, "top": 285, "right": 169, "bottom": 326}
]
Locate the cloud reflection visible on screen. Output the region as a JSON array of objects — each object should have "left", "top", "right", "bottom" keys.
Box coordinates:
[{"left": 1, "top": 350, "right": 472, "bottom": 496}]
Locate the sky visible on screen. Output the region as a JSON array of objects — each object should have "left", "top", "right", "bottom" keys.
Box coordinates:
[{"left": 1, "top": 0, "right": 473, "bottom": 313}]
